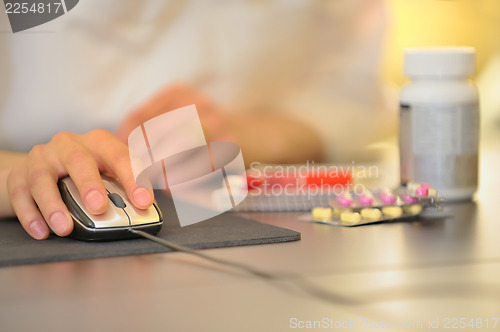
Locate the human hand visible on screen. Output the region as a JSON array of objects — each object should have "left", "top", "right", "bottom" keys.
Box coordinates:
[
  {"left": 116, "top": 82, "right": 322, "bottom": 165},
  {"left": 6, "top": 130, "right": 154, "bottom": 240},
  {"left": 116, "top": 83, "right": 229, "bottom": 144}
]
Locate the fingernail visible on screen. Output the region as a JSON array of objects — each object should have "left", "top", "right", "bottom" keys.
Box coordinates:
[
  {"left": 49, "top": 212, "right": 70, "bottom": 235},
  {"left": 85, "top": 190, "right": 106, "bottom": 212},
  {"left": 29, "top": 220, "right": 47, "bottom": 240},
  {"left": 133, "top": 187, "right": 152, "bottom": 207}
]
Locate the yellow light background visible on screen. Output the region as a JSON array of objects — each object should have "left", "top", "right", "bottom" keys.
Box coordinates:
[{"left": 384, "top": 0, "right": 500, "bottom": 85}]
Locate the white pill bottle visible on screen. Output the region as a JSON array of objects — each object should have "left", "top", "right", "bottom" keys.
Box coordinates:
[{"left": 399, "top": 47, "right": 479, "bottom": 201}]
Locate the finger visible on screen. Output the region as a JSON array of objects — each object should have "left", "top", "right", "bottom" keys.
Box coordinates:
[
  {"left": 115, "top": 113, "right": 139, "bottom": 144},
  {"left": 84, "top": 130, "right": 154, "bottom": 209},
  {"left": 7, "top": 163, "right": 50, "bottom": 240},
  {"left": 26, "top": 144, "right": 74, "bottom": 237},
  {"left": 51, "top": 132, "right": 109, "bottom": 215}
]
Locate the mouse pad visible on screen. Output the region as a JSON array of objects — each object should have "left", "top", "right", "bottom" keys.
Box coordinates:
[{"left": 0, "top": 192, "right": 300, "bottom": 267}]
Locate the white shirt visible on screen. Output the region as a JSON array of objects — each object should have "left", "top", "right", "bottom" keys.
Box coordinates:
[{"left": 0, "top": 0, "right": 392, "bottom": 162}]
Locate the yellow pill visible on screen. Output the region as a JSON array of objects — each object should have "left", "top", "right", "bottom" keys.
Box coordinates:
[
  {"left": 312, "top": 207, "right": 333, "bottom": 221},
  {"left": 340, "top": 212, "right": 361, "bottom": 225},
  {"left": 382, "top": 206, "right": 403, "bottom": 218},
  {"left": 333, "top": 207, "right": 352, "bottom": 216},
  {"left": 361, "top": 208, "right": 382, "bottom": 221},
  {"left": 403, "top": 204, "right": 423, "bottom": 215}
]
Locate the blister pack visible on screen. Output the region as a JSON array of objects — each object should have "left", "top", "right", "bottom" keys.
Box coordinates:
[{"left": 299, "top": 182, "right": 445, "bottom": 227}]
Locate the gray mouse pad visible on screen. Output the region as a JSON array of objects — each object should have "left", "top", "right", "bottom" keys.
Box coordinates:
[{"left": 0, "top": 192, "right": 300, "bottom": 267}]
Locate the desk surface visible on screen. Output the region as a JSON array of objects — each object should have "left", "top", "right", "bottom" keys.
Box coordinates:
[{"left": 1, "top": 138, "right": 500, "bottom": 332}]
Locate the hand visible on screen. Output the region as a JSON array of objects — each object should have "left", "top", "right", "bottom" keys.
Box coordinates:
[
  {"left": 6, "top": 130, "right": 154, "bottom": 240},
  {"left": 116, "top": 83, "right": 228, "bottom": 144},
  {"left": 116, "top": 82, "right": 323, "bottom": 165}
]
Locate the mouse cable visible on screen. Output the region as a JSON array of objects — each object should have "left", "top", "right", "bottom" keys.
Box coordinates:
[{"left": 129, "top": 229, "right": 359, "bottom": 306}]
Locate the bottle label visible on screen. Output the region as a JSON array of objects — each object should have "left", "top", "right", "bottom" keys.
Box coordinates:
[{"left": 399, "top": 103, "right": 479, "bottom": 194}]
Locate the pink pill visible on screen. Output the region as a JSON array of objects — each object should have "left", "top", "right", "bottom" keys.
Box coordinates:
[
  {"left": 358, "top": 193, "right": 374, "bottom": 206},
  {"left": 379, "top": 190, "right": 396, "bottom": 205},
  {"left": 337, "top": 193, "right": 354, "bottom": 207},
  {"left": 402, "top": 194, "right": 418, "bottom": 204},
  {"left": 416, "top": 187, "right": 429, "bottom": 196}
]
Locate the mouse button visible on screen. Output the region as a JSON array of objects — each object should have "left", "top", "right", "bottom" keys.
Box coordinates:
[
  {"left": 58, "top": 177, "right": 130, "bottom": 228},
  {"left": 125, "top": 204, "right": 161, "bottom": 226},
  {"left": 61, "top": 177, "right": 130, "bottom": 228},
  {"left": 108, "top": 193, "right": 127, "bottom": 208},
  {"left": 90, "top": 207, "right": 130, "bottom": 228},
  {"left": 68, "top": 193, "right": 129, "bottom": 229},
  {"left": 102, "top": 177, "right": 128, "bottom": 197},
  {"left": 59, "top": 177, "right": 89, "bottom": 217},
  {"left": 59, "top": 179, "right": 95, "bottom": 229}
]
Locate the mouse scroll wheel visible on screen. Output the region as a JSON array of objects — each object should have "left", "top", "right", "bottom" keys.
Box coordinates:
[{"left": 108, "top": 193, "right": 127, "bottom": 209}]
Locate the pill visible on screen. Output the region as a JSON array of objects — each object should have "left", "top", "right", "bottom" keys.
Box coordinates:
[
  {"left": 340, "top": 212, "right": 361, "bottom": 225},
  {"left": 416, "top": 186, "right": 429, "bottom": 196},
  {"left": 336, "top": 192, "right": 354, "bottom": 207},
  {"left": 361, "top": 208, "right": 382, "bottom": 220},
  {"left": 382, "top": 206, "right": 403, "bottom": 218},
  {"left": 406, "top": 182, "right": 420, "bottom": 192},
  {"left": 402, "top": 193, "right": 418, "bottom": 204},
  {"left": 358, "top": 191, "right": 374, "bottom": 206},
  {"left": 403, "top": 204, "right": 423, "bottom": 215},
  {"left": 379, "top": 189, "right": 397, "bottom": 204},
  {"left": 427, "top": 188, "right": 437, "bottom": 197},
  {"left": 312, "top": 207, "right": 333, "bottom": 221},
  {"left": 333, "top": 208, "right": 351, "bottom": 217}
]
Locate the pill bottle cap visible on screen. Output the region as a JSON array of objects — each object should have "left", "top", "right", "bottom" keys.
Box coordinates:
[{"left": 404, "top": 47, "right": 475, "bottom": 78}]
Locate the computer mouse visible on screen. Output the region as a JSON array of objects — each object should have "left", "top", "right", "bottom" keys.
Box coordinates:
[{"left": 58, "top": 176, "right": 163, "bottom": 241}]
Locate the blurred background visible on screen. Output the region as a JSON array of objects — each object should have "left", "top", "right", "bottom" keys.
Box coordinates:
[
  {"left": 384, "top": 0, "right": 500, "bottom": 84},
  {"left": 383, "top": 0, "right": 500, "bottom": 135},
  {"left": 1, "top": 0, "right": 498, "bottom": 160}
]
